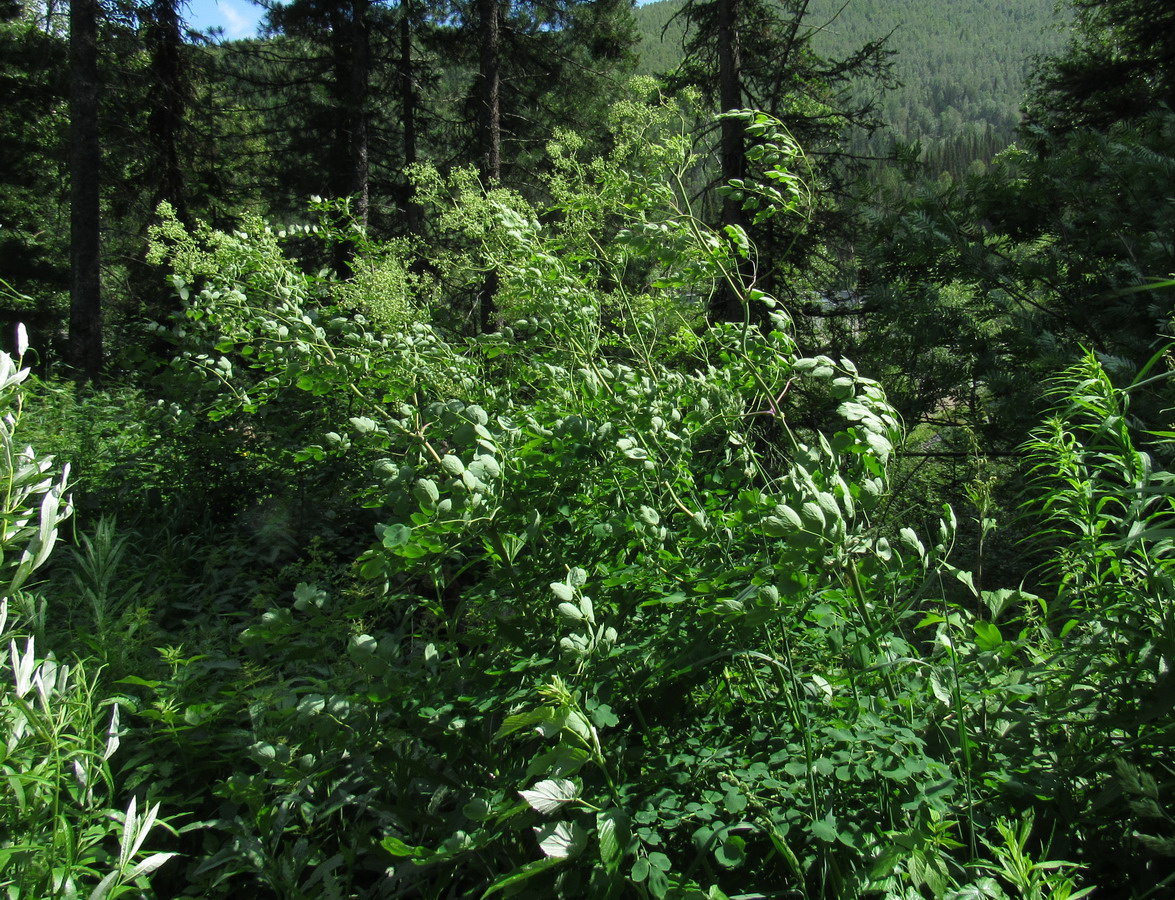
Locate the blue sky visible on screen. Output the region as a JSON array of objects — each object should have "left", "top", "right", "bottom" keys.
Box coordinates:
[
  {"left": 185, "top": 0, "right": 263, "bottom": 39},
  {"left": 185, "top": 0, "right": 660, "bottom": 41}
]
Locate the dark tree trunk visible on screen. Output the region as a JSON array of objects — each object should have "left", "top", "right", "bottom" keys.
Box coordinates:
[
  {"left": 476, "top": 0, "right": 502, "bottom": 182},
  {"left": 69, "top": 0, "right": 102, "bottom": 379},
  {"left": 476, "top": 0, "right": 502, "bottom": 332},
  {"left": 714, "top": 0, "right": 751, "bottom": 322},
  {"left": 400, "top": 0, "right": 423, "bottom": 235},
  {"left": 145, "top": 0, "right": 186, "bottom": 220},
  {"left": 328, "top": 5, "right": 349, "bottom": 203},
  {"left": 347, "top": 0, "right": 371, "bottom": 228},
  {"left": 328, "top": 0, "right": 370, "bottom": 270}
]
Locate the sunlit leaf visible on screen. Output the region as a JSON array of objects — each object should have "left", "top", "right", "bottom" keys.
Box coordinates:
[
  {"left": 534, "top": 820, "right": 587, "bottom": 858},
  {"left": 519, "top": 779, "right": 578, "bottom": 814}
]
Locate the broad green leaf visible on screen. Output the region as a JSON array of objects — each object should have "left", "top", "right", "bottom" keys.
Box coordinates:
[
  {"left": 293, "top": 582, "right": 326, "bottom": 610},
  {"left": 838, "top": 401, "right": 871, "bottom": 421},
  {"left": 648, "top": 867, "right": 670, "bottom": 898},
  {"left": 950, "top": 565, "right": 978, "bottom": 596},
  {"left": 461, "top": 798, "right": 491, "bottom": 821},
  {"left": 762, "top": 515, "right": 787, "bottom": 536},
  {"left": 534, "top": 821, "right": 587, "bottom": 858},
  {"left": 631, "top": 857, "right": 650, "bottom": 882},
  {"left": 562, "top": 709, "right": 594, "bottom": 743},
  {"left": 714, "top": 834, "right": 746, "bottom": 868},
  {"left": 974, "top": 621, "right": 1003, "bottom": 651},
  {"left": 930, "top": 670, "right": 954, "bottom": 704},
  {"left": 519, "top": 779, "right": 578, "bottom": 815},
  {"left": 801, "top": 501, "right": 825, "bottom": 530},
  {"left": 775, "top": 504, "right": 804, "bottom": 531},
  {"left": 899, "top": 527, "right": 925, "bottom": 558},
  {"left": 381, "top": 523, "right": 412, "bottom": 548},
  {"left": 380, "top": 836, "right": 422, "bottom": 860},
  {"left": 945, "top": 878, "right": 1009, "bottom": 900},
  {"left": 525, "top": 744, "right": 591, "bottom": 779},
  {"left": 597, "top": 809, "right": 630, "bottom": 873},
  {"left": 723, "top": 790, "right": 747, "bottom": 814},
  {"left": 810, "top": 813, "right": 840, "bottom": 843},
  {"left": 414, "top": 479, "right": 440, "bottom": 505},
  {"left": 981, "top": 588, "right": 1031, "bottom": 621},
  {"left": 557, "top": 601, "right": 585, "bottom": 620},
  {"left": 496, "top": 707, "right": 557, "bottom": 740}
]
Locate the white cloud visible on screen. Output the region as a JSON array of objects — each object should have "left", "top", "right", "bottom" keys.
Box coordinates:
[{"left": 220, "top": 1, "right": 255, "bottom": 40}]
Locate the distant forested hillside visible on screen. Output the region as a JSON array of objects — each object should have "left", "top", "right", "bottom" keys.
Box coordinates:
[{"left": 635, "top": 0, "right": 1069, "bottom": 172}]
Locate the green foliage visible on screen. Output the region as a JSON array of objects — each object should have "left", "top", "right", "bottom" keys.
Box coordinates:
[
  {"left": 0, "top": 10, "right": 69, "bottom": 319},
  {"left": 131, "top": 96, "right": 1092, "bottom": 899},
  {"left": 1027, "top": 0, "right": 1175, "bottom": 133},
  {"left": 971, "top": 811, "right": 1093, "bottom": 900},
  {"left": 860, "top": 111, "right": 1175, "bottom": 449},
  {"left": 1013, "top": 349, "right": 1175, "bottom": 891},
  {"left": 19, "top": 69, "right": 1175, "bottom": 896},
  {"left": 0, "top": 339, "right": 174, "bottom": 898}
]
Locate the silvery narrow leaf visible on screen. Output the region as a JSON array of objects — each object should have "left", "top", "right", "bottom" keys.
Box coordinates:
[
  {"left": 35, "top": 657, "right": 65, "bottom": 706},
  {"left": 128, "top": 801, "right": 163, "bottom": 860},
  {"left": 12, "top": 636, "right": 34, "bottom": 698},
  {"left": 89, "top": 869, "right": 118, "bottom": 900},
  {"left": 534, "top": 820, "right": 588, "bottom": 859},
  {"left": 519, "top": 778, "right": 578, "bottom": 814},
  {"left": 104, "top": 704, "right": 122, "bottom": 759},
  {"left": 126, "top": 852, "right": 178, "bottom": 882},
  {"left": 119, "top": 794, "right": 139, "bottom": 870}
]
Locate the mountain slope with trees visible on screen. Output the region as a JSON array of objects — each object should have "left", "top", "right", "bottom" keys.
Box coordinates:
[{"left": 636, "top": 0, "right": 1069, "bottom": 173}]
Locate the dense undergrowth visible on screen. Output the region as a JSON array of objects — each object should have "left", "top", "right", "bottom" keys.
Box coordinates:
[{"left": 4, "top": 95, "right": 1175, "bottom": 899}]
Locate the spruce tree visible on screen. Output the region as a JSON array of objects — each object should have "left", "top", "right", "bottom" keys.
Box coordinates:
[{"left": 1027, "top": 0, "right": 1175, "bottom": 133}]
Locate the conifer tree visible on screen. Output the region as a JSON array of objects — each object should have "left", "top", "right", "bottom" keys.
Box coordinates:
[
  {"left": 1027, "top": 0, "right": 1175, "bottom": 133},
  {"left": 670, "top": 0, "right": 894, "bottom": 319}
]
